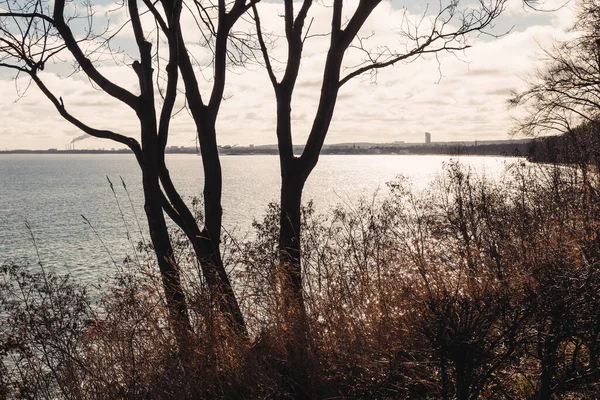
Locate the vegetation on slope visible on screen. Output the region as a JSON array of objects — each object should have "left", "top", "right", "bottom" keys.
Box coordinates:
[{"left": 2, "top": 161, "right": 600, "bottom": 399}]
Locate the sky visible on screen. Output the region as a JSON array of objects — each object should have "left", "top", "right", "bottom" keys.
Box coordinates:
[{"left": 0, "top": 0, "right": 577, "bottom": 150}]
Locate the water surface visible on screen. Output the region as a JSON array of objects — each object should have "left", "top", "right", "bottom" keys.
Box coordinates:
[{"left": 0, "top": 154, "right": 518, "bottom": 281}]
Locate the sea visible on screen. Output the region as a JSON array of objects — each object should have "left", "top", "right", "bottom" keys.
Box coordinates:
[{"left": 0, "top": 154, "right": 519, "bottom": 282}]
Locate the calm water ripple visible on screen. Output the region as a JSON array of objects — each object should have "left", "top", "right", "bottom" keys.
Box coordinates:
[{"left": 0, "top": 154, "right": 519, "bottom": 281}]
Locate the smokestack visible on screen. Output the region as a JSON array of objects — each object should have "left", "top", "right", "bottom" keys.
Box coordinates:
[{"left": 70, "top": 134, "right": 89, "bottom": 150}]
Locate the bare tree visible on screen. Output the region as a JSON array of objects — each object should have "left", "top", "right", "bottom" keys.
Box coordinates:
[
  {"left": 0, "top": 0, "right": 256, "bottom": 340},
  {"left": 510, "top": 0, "right": 600, "bottom": 136},
  {"left": 167, "top": 0, "right": 259, "bottom": 337},
  {"left": 251, "top": 0, "right": 509, "bottom": 384}
]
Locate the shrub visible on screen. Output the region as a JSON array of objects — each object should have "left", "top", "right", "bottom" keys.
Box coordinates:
[{"left": 2, "top": 161, "right": 600, "bottom": 398}]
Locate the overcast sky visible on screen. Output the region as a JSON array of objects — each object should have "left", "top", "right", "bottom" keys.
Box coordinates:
[{"left": 0, "top": 0, "right": 576, "bottom": 150}]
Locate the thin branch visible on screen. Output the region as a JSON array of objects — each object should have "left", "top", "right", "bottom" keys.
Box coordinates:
[
  {"left": 51, "top": 0, "right": 140, "bottom": 111},
  {"left": 252, "top": 4, "right": 277, "bottom": 88},
  {"left": 29, "top": 72, "right": 142, "bottom": 162}
]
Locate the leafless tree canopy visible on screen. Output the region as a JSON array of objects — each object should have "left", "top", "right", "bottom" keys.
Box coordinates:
[
  {"left": 2, "top": 1, "right": 580, "bottom": 394},
  {"left": 248, "top": 2, "right": 514, "bottom": 392},
  {"left": 253, "top": 0, "right": 510, "bottom": 168},
  {"left": 0, "top": 0, "right": 262, "bottom": 339},
  {"left": 511, "top": 0, "right": 600, "bottom": 136}
]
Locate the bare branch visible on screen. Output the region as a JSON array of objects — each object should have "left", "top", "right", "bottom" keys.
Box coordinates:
[
  {"left": 29, "top": 71, "right": 142, "bottom": 160},
  {"left": 252, "top": 4, "right": 276, "bottom": 87},
  {"left": 51, "top": 0, "right": 140, "bottom": 111},
  {"left": 157, "top": 0, "right": 183, "bottom": 152},
  {"left": 142, "top": 0, "right": 169, "bottom": 34},
  {"left": 511, "top": 2, "right": 600, "bottom": 137},
  {"left": 0, "top": 12, "right": 53, "bottom": 25},
  {"left": 340, "top": 0, "right": 506, "bottom": 87}
]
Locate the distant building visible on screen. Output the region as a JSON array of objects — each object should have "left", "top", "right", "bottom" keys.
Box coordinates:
[{"left": 425, "top": 132, "right": 431, "bottom": 144}]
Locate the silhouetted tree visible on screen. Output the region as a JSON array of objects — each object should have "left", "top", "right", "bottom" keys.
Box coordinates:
[
  {"left": 0, "top": 0, "right": 256, "bottom": 339},
  {"left": 511, "top": 0, "right": 600, "bottom": 136},
  {"left": 252, "top": 0, "right": 510, "bottom": 388}
]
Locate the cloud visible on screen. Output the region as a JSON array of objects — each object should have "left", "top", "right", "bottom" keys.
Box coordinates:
[{"left": 0, "top": 0, "right": 579, "bottom": 149}]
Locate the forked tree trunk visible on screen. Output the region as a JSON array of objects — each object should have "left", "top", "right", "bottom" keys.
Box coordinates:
[
  {"left": 140, "top": 122, "right": 191, "bottom": 339},
  {"left": 136, "top": 42, "right": 192, "bottom": 340},
  {"left": 157, "top": 0, "right": 245, "bottom": 336},
  {"left": 157, "top": 127, "right": 246, "bottom": 336},
  {"left": 143, "top": 176, "right": 191, "bottom": 333}
]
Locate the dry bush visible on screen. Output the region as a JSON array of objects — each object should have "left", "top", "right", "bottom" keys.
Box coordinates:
[{"left": 2, "top": 161, "right": 600, "bottom": 399}]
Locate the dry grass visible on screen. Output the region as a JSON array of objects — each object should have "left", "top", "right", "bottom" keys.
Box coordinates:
[{"left": 2, "top": 161, "right": 600, "bottom": 399}]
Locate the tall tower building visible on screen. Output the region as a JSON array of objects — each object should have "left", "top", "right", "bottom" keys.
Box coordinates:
[{"left": 425, "top": 132, "right": 431, "bottom": 144}]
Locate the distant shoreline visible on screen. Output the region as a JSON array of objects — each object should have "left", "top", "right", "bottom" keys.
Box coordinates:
[
  {"left": 0, "top": 149, "right": 135, "bottom": 155},
  {"left": 0, "top": 139, "right": 536, "bottom": 157}
]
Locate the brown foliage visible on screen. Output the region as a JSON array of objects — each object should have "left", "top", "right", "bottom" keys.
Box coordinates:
[{"left": 2, "top": 161, "right": 600, "bottom": 398}]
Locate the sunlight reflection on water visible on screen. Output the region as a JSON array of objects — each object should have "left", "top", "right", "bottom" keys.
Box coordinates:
[{"left": 0, "top": 154, "right": 520, "bottom": 281}]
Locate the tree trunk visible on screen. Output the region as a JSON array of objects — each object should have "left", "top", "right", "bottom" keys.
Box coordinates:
[
  {"left": 454, "top": 359, "right": 471, "bottom": 400},
  {"left": 537, "top": 333, "right": 558, "bottom": 400},
  {"left": 279, "top": 173, "right": 305, "bottom": 308},
  {"left": 142, "top": 169, "right": 191, "bottom": 336},
  {"left": 137, "top": 66, "right": 191, "bottom": 340},
  {"left": 440, "top": 356, "right": 450, "bottom": 400},
  {"left": 197, "top": 120, "right": 246, "bottom": 335},
  {"left": 159, "top": 162, "right": 246, "bottom": 337},
  {"left": 589, "top": 322, "right": 600, "bottom": 371},
  {"left": 279, "top": 164, "right": 311, "bottom": 397}
]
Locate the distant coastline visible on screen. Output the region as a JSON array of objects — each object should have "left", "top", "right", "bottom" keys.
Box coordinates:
[{"left": 0, "top": 138, "right": 536, "bottom": 157}]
